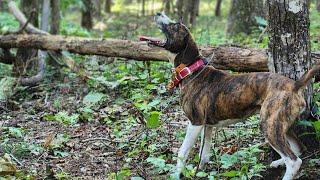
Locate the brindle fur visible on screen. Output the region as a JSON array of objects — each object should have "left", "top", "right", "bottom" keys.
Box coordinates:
[{"left": 153, "top": 13, "right": 320, "bottom": 179}]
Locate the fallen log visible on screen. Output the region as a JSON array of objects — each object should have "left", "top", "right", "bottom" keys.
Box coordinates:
[{"left": 0, "top": 34, "right": 269, "bottom": 72}]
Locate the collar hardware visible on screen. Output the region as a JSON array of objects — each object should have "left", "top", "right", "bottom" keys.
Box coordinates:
[{"left": 166, "top": 58, "right": 207, "bottom": 91}]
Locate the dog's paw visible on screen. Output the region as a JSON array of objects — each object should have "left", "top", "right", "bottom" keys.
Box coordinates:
[{"left": 270, "top": 159, "right": 285, "bottom": 168}]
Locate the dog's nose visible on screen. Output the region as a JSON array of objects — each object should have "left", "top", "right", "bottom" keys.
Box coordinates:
[{"left": 156, "top": 12, "right": 162, "bottom": 16}]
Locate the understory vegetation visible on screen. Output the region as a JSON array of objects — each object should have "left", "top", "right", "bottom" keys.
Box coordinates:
[{"left": 0, "top": 0, "right": 320, "bottom": 179}]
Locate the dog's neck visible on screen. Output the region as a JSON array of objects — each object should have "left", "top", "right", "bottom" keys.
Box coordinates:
[{"left": 174, "top": 35, "right": 201, "bottom": 67}]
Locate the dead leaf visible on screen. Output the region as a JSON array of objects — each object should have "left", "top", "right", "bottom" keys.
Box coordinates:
[
  {"left": 0, "top": 154, "right": 17, "bottom": 176},
  {"left": 43, "top": 133, "right": 56, "bottom": 149}
]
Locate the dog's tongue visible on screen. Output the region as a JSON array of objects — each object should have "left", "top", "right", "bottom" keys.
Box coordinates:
[{"left": 139, "top": 36, "right": 165, "bottom": 47}]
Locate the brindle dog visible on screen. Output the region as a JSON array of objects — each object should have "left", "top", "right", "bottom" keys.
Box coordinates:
[{"left": 148, "top": 13, "right": 320, "bottom": 180}]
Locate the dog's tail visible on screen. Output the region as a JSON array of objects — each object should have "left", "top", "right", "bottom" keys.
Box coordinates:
[{"left": 294, "top": 63, "right": 320, "bottom": 91}]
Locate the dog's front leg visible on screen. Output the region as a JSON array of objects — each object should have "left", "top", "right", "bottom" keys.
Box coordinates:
[
  {"left": 175, "top": 122, "right": 203, "bottom": 177},
  {"left": 199, "top": 125, "right": 213, "bottom": 169}
]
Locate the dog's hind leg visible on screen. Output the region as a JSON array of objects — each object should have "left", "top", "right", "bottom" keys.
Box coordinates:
[
  {"left": 175, "top": 122, "right": 203, "bottom": 177},
  {"left": 263, "top": 118, "right": 302, "bottom": 180},
  {"left": 199, "top": 125, "right": 213, "bottom": 169},
  {"left": 269, "top": 131, "right": 302, "bottom": 168},
  {"left": 286, "top": 130, "right": 305, "bottom": 156},
  {"left": 269, "top": 139, "right": 302, "bottom": 180}
]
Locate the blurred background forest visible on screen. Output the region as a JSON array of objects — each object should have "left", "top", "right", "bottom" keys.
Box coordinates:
[{"left": 0, "top": 0, "right": 320, "bottom": 179}]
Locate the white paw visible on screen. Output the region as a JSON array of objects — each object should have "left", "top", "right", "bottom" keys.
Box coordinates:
[
  {"left": 282, "top": 158, "right": 302, "bottom": 180},
  {"left": 270, "top": 158, "right": 285, "bottom": 168}
]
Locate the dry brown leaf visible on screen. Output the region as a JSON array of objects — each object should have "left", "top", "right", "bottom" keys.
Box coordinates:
[{"left": 43, "top": 132, "right": 56, "bottom": 149}]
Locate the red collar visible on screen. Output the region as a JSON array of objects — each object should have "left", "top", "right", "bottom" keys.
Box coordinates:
[{"left": 167, "top": 58, "right": 207, "bottom": 90}]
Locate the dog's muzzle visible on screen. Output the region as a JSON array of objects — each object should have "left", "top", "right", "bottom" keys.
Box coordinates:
[{"left": 154, "top": 12, "right": 174, "bottom": 28}]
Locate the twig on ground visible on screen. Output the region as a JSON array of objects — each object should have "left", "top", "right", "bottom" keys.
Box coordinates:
[
  {"left": 82, "top": 137, "right": 117, "bottom": 143},
  {"left": 302, "top": 150, "right": 320, "bottom": 160},
  {"left": 9, "top": 153, "right": 23, "bottom": 166}
]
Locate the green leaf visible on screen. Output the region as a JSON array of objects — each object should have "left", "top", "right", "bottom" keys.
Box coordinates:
[
  {"left": 312, "top": 121, "right": 320, "bottom": 132},
  {"left": 221, "top": 170, "right": 239, "bottom": 177},
  {"left": 53, "top": 151, "right": 69, "bottom": 157},
  {"left": 241, "top": 165, "right": 249, "bottom": 174},
  {"left": 297, "top": 120, "right": 313, "bottom": 127},
  {"left": 8, "top": 127, "right": 23, "bottom": 138},
  {"left": 220, "top": 153, "right": 238, "bottom": 169},
  {"left": 196, "top": 171, "right": 208, "bottom": 177},
  {"left": 131, "top": 177, "right": 144, "bottom": 180},
  {"left": 43, "top": 114, "right": 56, "bottom": 121},
  {"left": 83, "top": 92, "right": 105, "bottom": 106},
  {"left": 146, "top": 111, "right": 161, "bottom": 128},
  {"left": 254, "top": 16, "right": 267, "bottom": 26}
]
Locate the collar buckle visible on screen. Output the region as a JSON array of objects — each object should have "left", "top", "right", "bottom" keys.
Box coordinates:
[{"left": 179, "top": 67, "right": 191, "bottom": 79}]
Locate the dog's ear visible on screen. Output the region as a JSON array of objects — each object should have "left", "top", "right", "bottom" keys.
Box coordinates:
[{"left": 179, "top": 16, "right": 183, "bottom": 24}]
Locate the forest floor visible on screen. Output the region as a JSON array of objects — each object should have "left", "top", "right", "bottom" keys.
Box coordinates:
[
  {"left": 1, "top": 59, "right": 320, "bottom": 179},
  {"left": 1, "top": 1, "right": 320, "bottom": 179}
]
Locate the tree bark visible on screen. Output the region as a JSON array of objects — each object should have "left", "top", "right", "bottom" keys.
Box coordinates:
[
  {"left": 41, "top": 0, "right": 50, "bottom": 32},
  {"left": 0, "top": 34, "right": 270, "bottom": 72},
  {"left": 182, "top": 0, "right": 199, "bottom": 27},
  {"left": 215, "top": 0, "right": 222, "bottom": 17},
  {"left": 15, "top": 0, "right": 39, "bottom": 76},
  {"left": 0, "top": 0, "right": 5, "bottom": 11},
  {"left": 141, "top": 0, "right": 145, "bottom": 16},
  {"left": 268, "top": 0, "right": 312, "bottom": 110},
  {"left": 189, "top": 0, "right": 199, "bottom": 26},
  {"left": 105, "top": 0, "right": 112, "bottom": 13},
  {"left": 81, "top": 0, "right": 94, "bottom": 30},
  {"left": 163, "top": 0, "right": 170, "bottom": 14},
  {"left": 227, "top": 0, "right": 264, "bottom": 36},
  {"left": 0, "top": 49, "right": 16, "bottom": 64},
  {"left": 176, "top": 0, "right": 184, "bottom": 18},
  {"left": 267, "top": 0, "right": 319, "bottom": 150},
  {"left": 317, "top": 0, "right": 320, "bottom": 12},
  {"left": 50, "top": 0, "right": 60, "bottom": 34}
]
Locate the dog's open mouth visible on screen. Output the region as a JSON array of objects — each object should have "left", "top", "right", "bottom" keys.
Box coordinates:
[{"left": 139, "top": 36, "right": 166, "bottom": 47}]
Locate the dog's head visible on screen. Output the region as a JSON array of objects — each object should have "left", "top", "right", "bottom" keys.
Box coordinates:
[{"left": 154, "top": 12, "right": 200, "bottom": 67}]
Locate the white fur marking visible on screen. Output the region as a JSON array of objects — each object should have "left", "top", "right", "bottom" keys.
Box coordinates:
[
  {"left": 270, "top": 158, "right": 285, "bottom": 168},
  {"left": 287, "top": 136, "right": 301, "bottom": 156},
  {"left": 175, "top": 122, "right": 203, "bottom": 176},
  {"left": 269, "top": 144, "right": 302, "bottom": 180},
  {"left": 155, "top": 12, "right": 174, "bottom": 27},
  {"left": 282, "top": 157, "right": 302, "bottom": 180}
]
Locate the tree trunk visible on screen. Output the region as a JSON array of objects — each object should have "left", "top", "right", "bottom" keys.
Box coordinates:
[
  {"left": 183, "top": 0, "right": 199, "bottom": 27},
  {"left": 81, "top": 0, "right": 93, "bottom": 30},
  {"left": 50, "top": 0, "right": 60, "bottom": 34},
  {"left": 0, "top": 0, "right": 4, "bottom": 11},
  {"left": 176, "top": 0, "right": 184, "bottom": 18},
  {"left": 141, "top": 0, "right": 145, "bottom": 16},
  {"left": 215, "top": 0, "right": 222, "bottom": 17},
  {"left": 268, "top": 0, "right": 312, "bottom": 111},
  {"left": 163, "top": 0, "right": 170, "bottom": 14},
  {"left": 105, "top": 0, "right": 112, "bottom": 13},
  {"left": 41, "top": 0, "right": 50, "bottom": 32},
  {"left": 92, "top": 0, "right": 101, "bottom": 19},
  {"left": 189, "top": 0, "right": 199, "bottom": 26},
  {"left": 317, "top": 0, "right": 320, "bottom": 12},
  {"left": 15, "top": 0, "right": 39, "bottom": 76},
  {"left": 227, "top": 0, "right": 264, "bottom": 36},
  {"left": 267, "top": 0, "right": 319, "bottom": 150},
  {"left": 0, "top": 34, "right": 271, "bottom": 72}
]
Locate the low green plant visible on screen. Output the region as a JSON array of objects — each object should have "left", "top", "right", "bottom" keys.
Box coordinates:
[{"left": 44, "top": 111, "right": 79, "bottom": 125}]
